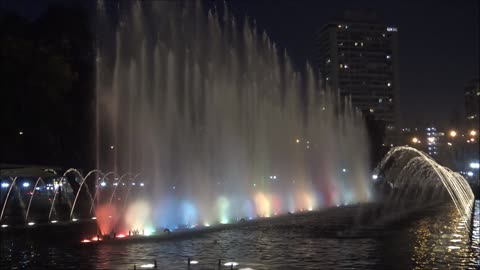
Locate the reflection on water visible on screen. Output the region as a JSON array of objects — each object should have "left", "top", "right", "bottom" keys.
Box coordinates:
[{"left": 1, "top": 202, "right": 479, "bottom": 269}]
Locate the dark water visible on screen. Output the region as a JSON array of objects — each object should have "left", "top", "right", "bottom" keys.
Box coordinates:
[{"left": 1, "top": 201, "right": 479, "bottom": 270}]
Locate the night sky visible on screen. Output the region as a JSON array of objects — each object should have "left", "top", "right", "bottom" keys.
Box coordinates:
[{"left": 2, "top": 0, "right": 479, "bottom": 128}]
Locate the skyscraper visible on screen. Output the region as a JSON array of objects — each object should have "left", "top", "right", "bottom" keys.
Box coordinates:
[
  {"left": 464, "top": 80, "right": 479, "bottom": 128},
  {"left": 315, "top": 10, "right": 399, "bottom": 142}
]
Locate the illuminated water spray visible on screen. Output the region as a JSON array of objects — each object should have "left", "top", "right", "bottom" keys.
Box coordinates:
[
  {"left": 374, "top": 146, "right": 475, "bottom": 231},
  {"left": 94, "top": 1, "right": 371, "bottom": 230}
]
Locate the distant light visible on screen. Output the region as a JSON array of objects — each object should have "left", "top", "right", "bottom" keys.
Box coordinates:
[
  {"left": 467, "top": 171, "right": 474, "bottom": 177},
  {"left": 273, "top": 175, "right": 277, "bottom": 179},
  {"left": 448, "top": 246, "right": 460, "bottom": 250},
  {"left": 81, "top": 239, "right": 91, "bottom": 243},
  {"left": 338, "top": 24, "right": 342, "bottom": 28},
  {"left": 113, "top": 182, "right": 118, "bottom": 186},
  {"left": 110, "top": 145, "right": 114, "bottom": 149},
  {"left": 224, "top": 262, "right": 239, "bottom": 267},
  {"left": 369, "top": 108, "right": 374, "bottom": 113},
  {"left": 253, "top": 183, "right": 256, "bottom": 187},
  {"left": 131, "top": 182, "right": 136, "bottom": 186},
  {"left": 19, "top": 131, "right": 24, "bottom": 135},
  {"left": 386, "top": 55, "right": 391, "bottom": 59},
  {"left": 140, "top": 264, "right": 155, "bottom": 269},
  {"left": 427, "top": 137, "right": 435, "bottom": 143},
  {"left": 387, "top": 82, "right": 391, "bottom": 87},
  {"left": 344, "top": 64, "right": 348, "bottom": 69},
  {"left": 342, "top": 168, "right": 347, "bottom": 173},
  {"left": 372, "top": 174, "right": 378, "bottom": 180},
  {"left": 386, "top": 27, "right": 398, "bottom": 32},
  {"left": 412, "top": 137, "right": 419, "bottom": 144},
  {"left": 470, "top": 130, "right": 477, "bottom": 136},
  {"left": 470, "top": 162, "right": 480, "bottom": 169},
  {"left": 447, "top": 142, "right": 452, "bottom": 146},
  {"left": 27, "top": 222, "right": 35, "bottom": 226},
  {"left": 449, "top": 130, "right": 457, "bottom": 137},
  {"left": 140, "top": 183, "right": 144, "bottom": 187},
  {"left": 204, "top": 223, "right": 211, "bottom": 227},
  {"left": 72, "top": 218, "right": 78, "bottom": 222},
  {"left": 172, "top": 186, "right": 176, "bottom": 190},
  {"left": 117, "top": 234, "right": 126, "bottom": 238},
  {"left": 100, "top": 181, "right": 107, "bottom": 187},
  {"left": 1, "top": 183, "right": 9, "bottom": 188},
  {"left": 1, "top": 224, "right": 8, "bottom": 228},
  {"left": 51, "top": 220, "right": 58, "bottom": 224},
  {"left": 91, "top": 217, "right": 97, "bottom": 220},
  {"left": 190, "top": 260, "right": 199, "bottom": 265}
]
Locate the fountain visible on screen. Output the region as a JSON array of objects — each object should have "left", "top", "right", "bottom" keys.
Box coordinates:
[
  {"left": 92, "top": 0, "right": 370, "bottom": 235},
  {"left": 373, "top": 146, "right": 475, "bottom": 231}
]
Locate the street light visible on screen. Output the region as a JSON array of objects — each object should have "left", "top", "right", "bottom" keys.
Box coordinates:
[
  {"left": 411, "top": 137, "right": 419, "bottom": 144},
  {"left": 449, "top": 130, "right": 457, "bottom": 137},
  {"left": 470, "top": 130, "right": 477, "bottom": 136}
]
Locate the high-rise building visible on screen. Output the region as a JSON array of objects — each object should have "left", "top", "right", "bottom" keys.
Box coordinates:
[
  {"left": 315, "top": 10, "right": 399, "bottom": 141},
  {"left": 464, "top": 80, "right": 479, "bottom": 128}
]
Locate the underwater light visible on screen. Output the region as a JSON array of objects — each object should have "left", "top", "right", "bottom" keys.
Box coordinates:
[
  {"left": 224, "top": 262, "right": 239, "bottom": 267},
  {"left": 1, "top": 224, "right": 8, "bottom": 228},
  {"left": 27, "top": 222, "right": 35, "bottom": 226},
  {"left": 140, "top": 264, "right": 155, "bottom": 269}
]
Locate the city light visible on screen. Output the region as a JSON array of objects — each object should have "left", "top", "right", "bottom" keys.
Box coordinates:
[
  {"left": 22, "top": 182, "right": 30, "bottom": 188},
  {"left": 411, "top": 137, "right": 419, "bottom": 144},
  {"left": 467, "top": 171, "right": 474, "bottom": 177},
  {"left": 1, "top": 183, "right": 9, "bottom": 188},
  {"left": 100, "top": 181, "right": 107, "bottom": 187},
  {"left": 427, "top": 137, "right": 435, "bottom": 143},
  {"left": 449, "top": 130, "right": 457, "bottom": 137},
  {"left": 470, "top": 130, "right": 477, "bottom": 136},
  {"left": 470, "top": 162, "right": 480, "bottom": 169}
]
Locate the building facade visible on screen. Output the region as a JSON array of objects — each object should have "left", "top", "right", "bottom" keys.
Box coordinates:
[{"left": 315, "top": 10, "right": 399, "bottom": 142}]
